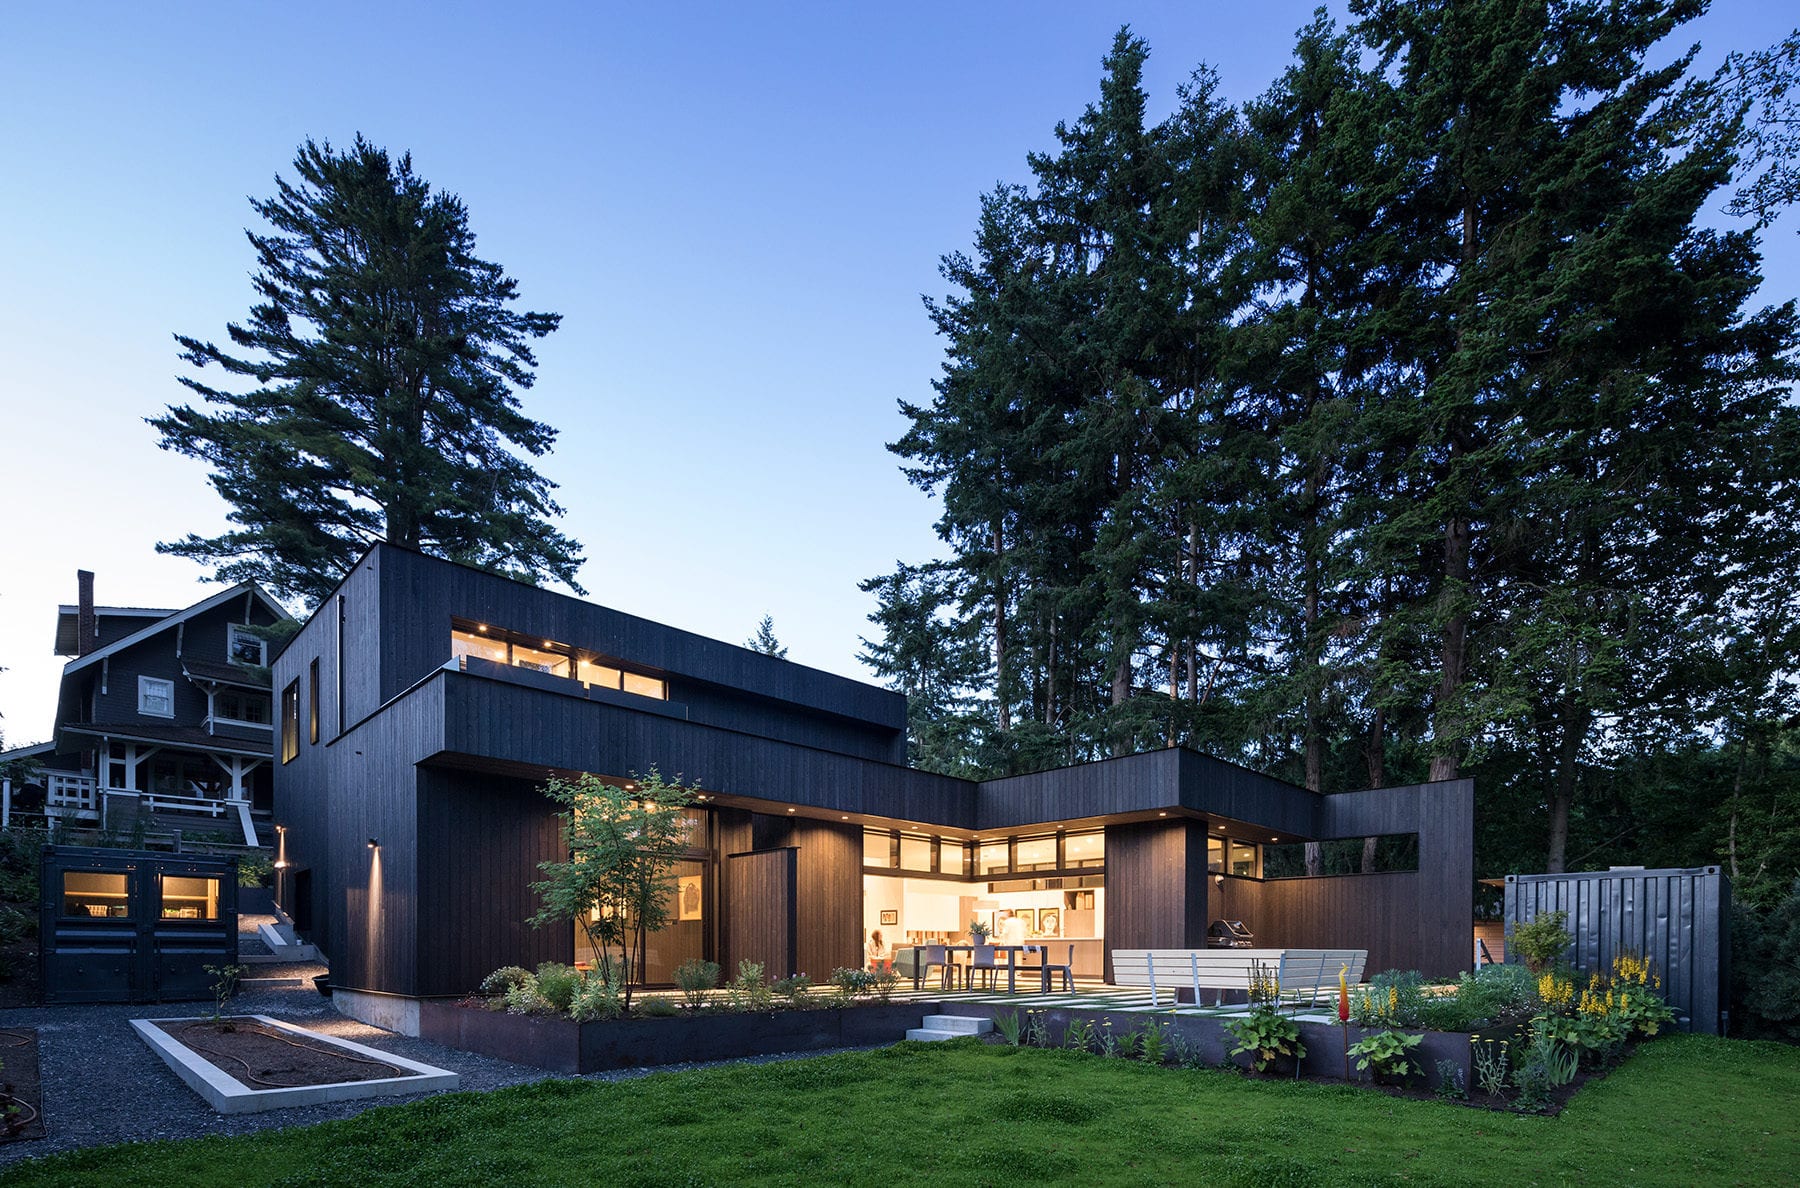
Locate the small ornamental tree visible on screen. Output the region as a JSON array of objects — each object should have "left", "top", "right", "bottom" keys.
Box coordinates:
[{"left": 530, "top": 768, "right": 696, "bottom": 1013}]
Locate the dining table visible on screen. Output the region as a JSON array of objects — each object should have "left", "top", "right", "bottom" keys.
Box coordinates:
[{"left": 913, "top": 943, "right": 1056, "bottom": 993}]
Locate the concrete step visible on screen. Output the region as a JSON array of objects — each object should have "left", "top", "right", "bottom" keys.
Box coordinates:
[
  {"left": 255, "top": 921, "right": 318, "bottom": 961},
  {"left": 920, "top": 1014, "right": 993, "bottom": 1035},
  {"left": 906, "top": 1027, "right": 968, "bottom": 1042}
]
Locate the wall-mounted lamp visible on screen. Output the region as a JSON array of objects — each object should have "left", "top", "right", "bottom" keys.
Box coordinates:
[
  {"left": 274, "top": 859, "right": 290, "bottom": 870},
  {"left": 1213, "top": 873, "right": 1225, "bottom": 888},
  {"left": 367, "top": 837, "right": 379, "bottom": 849}
]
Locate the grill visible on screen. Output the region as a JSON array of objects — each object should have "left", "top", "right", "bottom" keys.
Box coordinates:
[{"left": 1208, "top": 918, "right": 1254, "bottom": 948}]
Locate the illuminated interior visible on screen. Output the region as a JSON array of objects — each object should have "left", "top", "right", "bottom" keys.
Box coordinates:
[{"left": 451, "top": 621, "right": 668, "bottom": 700}]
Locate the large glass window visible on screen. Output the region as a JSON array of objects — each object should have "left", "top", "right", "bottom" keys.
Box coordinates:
[
  {"left": 511, "top": 642, "right": 571, "bottom": 676},
  {"left": 162, "top": 875, "right": 221, "bottom": 920},
  {"left": 622, "top": 672, "right": 666, "bottom": 699},
  {"left": 898, "top": 835, "right": 933, "bottom": 872},
  {"left": 1064, "top": 831, "right": 1105, "bottom": 868},
  {"left": 1229, "top": 841, "right": 1260, "bottom": 878},
  {"left": 1208, "top": 835, "right": 1225, "bottom": 873},
  {"left": 452, "top": 626, "right": 508, "bottom": 665},
  {"left": 579, "top": 659, "right": 622, "bottom": 689},
  {"left": 863, "top": 829, "right": 894, "bottom": 867},
  {"left": 1261, "top": 833, "right": 1421, "bottom": 878},
  {"left": 63, "top": 871, "right": 129, "bottom": 918},
  {"left": 1015, "top": 836, "right": 1056, "bottom": 871},
  {"left": 979, "top": 841, "right": 1009, "bottom": 876},
  {"left": 576, "top": 858, "right": 705, "bottom": 985}
]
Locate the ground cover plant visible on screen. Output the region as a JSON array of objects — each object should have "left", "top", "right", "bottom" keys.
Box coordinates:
[{"left": 5, "top": 1034, "right": 1795, "bottom": 1186}]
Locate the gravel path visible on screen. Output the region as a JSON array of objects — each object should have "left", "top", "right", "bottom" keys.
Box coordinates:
[{"left": 0, "top": 985, "right": 877, "bottom": 1169}]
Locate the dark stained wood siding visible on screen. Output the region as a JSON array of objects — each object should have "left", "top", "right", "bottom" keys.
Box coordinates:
[
  {"left": 726, "top": 848, "right": 796, "bottom": 979},
  {"left": 1102, "top": 819, "right": 1210, "bottom": 980},
  {"left": 440, "top": 672, "right": 974, "bottom": 827},
  {"left": 414, "top": 767, "right": 568, "bottom": 997},
  {"left": 365, "top": 545, "right": 906, "bottom": 761},
  {"left": 1254, "top": 779, "right": 1475, "bottom": 978},
  {"left": 976, "top": 748, "right": 1317, "bottom": 836}
]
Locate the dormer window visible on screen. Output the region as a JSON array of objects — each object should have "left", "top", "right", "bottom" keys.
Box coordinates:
[
  {"left": 139, "top": 676, "right": 175, "bottom": 718},
  {"left": 228, "top": 624, "right": 266, "bottom": 667}
]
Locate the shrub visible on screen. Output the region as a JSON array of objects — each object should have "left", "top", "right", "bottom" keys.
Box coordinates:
[
  {"left": 828, "top": 967, "right": 876, "bottom": 1005},
  {"left": 993, "top": 1010, "right": 1023, "bottom": 1046},
  {"left": 1512, "top": 910, "right": 1572, "bottom": 973},
  {"left": 505, "top": 979, "right": 550, "bottom": 1016},
  {"left": 674, "top": 958, "right": 721, "bottom": 1010},
  {"left": 533, "top": 963, "right": 581, "bottom": 1013},
  {"left": 1223, "top": 1006, "right": 1305, "bottom": 1072},
  {"left": 1350, "top": 970, "right": 1426, "bottom": 1028},
  {"left": 772, "top": 973, "right": 813, "bottom": 1008},
  {"left": 1732, "top": 884, "right": 1800, "bottom": 1042},
  {"left": 873, "top": 967, "right": 900, "bottom": 1003},
  {"left": 637, "top": 997, "right": 679, "bottom": 1018},
  {"left": 237, "top": 853, "right": 274, "bottom": 888},
  {"left": 726, "top": 959, "right": 773, "bottom": 1012},
  {"left": 569, "top": 975, "right": 623, "bottom": 1022},
  {"left": 480, "top": 966, "right": 534, "bottom": 998}
]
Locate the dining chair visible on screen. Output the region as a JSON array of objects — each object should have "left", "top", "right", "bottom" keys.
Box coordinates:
[
  {"left": 967, "top": 944, "right": 999, "bottom": 991},
  {"left": 1039, "top": 944, "right": 1075, "bottom": 993},
  {"left": 922, "top": 944, "right": 958, "bottom": 990}
]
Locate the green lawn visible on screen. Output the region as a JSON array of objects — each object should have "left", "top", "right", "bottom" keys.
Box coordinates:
[{"left": 6, "top": 1034, "right": 1797, "bottom": 1186}]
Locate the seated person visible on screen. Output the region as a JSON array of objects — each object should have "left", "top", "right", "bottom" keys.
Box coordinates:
[{"left": 866, "top": 929, "right": 890, "bottom": 972}]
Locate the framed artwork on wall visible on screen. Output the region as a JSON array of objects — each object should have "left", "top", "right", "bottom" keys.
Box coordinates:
[
  {"left": 880, "top": 909, "right": 899, "bottom": 926},
  {"left": 1038, "top": 908, "right": 1061, "bottom": 936},
  {"left": 677, "top": 874, "right": 704, "bottom": 921}
]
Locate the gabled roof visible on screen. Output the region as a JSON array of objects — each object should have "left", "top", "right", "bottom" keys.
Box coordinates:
[
  {"left": 54, "top": 605, "right": 178, "bottom": 656},
  {"left": 60, "top": 584, "right": 291, "bottom": 675}
]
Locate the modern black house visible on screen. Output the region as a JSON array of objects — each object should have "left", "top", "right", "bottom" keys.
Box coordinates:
[
  {"left": 271, "top": 544, "right": 1473, "bottom": 1033},
  {"left": 0, "top": 571, "right": 291, "bottom": 846}
]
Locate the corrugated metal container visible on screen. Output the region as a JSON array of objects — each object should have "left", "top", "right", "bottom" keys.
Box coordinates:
[
  {"left": 38, "top": 845, "right": 239, "bottom": 1004},
  {"left": 1504, "top": 866, "right": 1729, "bottom": 1035}
]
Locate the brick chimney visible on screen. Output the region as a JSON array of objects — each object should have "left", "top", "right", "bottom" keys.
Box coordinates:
[{"left": 76, "top": 569, "right": 97, "bottom": 657}]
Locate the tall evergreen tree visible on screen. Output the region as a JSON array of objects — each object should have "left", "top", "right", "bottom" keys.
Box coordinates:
[
  {"left": 745, "top": 615, "right": 788, "bottom": 658},
  {"left": 152, "top": 136, "right": 582, "bottom": 605}
]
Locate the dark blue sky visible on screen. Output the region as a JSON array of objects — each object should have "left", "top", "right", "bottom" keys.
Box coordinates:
[{"left": 0, "top": 2, "right": 1792, "bottom": 736}]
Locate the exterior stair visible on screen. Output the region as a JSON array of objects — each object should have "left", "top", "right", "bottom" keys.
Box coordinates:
[
  {"left": 905, "top": 1014, "right": 994, "bottom": 1042},
  {"left": 243, "top": 920, "right": 317, "bottom": 964}
]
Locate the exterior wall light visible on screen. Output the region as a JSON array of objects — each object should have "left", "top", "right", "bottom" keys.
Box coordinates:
[{"left": 367, "top": 838, "right": 379, "bottom": 849}]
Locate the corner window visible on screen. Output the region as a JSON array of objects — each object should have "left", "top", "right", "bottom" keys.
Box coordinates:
[
  {"left": 280, "top": 680, "right": 299, "bottom": 763},
  {"left": 1229, "top": 841, "right": 1260, "bottom": 879},
  {"left": 138, "top": 676, "right": 175, "bottom": 718},
  {"left": 228, "top": 624, "right": 266, "bottom": 667}
]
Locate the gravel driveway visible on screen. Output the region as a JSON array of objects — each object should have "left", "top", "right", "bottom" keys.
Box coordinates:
[{"left": 0, "top": 982, "right": 874, "bottom": 1169}]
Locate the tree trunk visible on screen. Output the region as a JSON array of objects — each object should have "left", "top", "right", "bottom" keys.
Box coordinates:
[
  {"left": 1545, "top": 702, "right": 1589, "bottom": 874},
  {"left": 1429, "top": 508, "right": 1470, "bottom": 782},
  {"left": 991, "top": 520, "right": 1010, "bottom": 734}
]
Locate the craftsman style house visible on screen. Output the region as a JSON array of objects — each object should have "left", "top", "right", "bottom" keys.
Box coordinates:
[
  {"left": 272, "top": 544, "right": 1473, "bottom": 1033},
  {"left": 0, "top": 571, "right": 290, "bottom": 846}
]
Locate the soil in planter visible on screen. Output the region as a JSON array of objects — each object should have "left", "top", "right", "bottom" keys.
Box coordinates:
[
  {"left": 0, "top": 1028, "right": 45, "bottom": 1143},
  {"left": 152, "top": 1020, "right": 421, "bottom": 1090}
]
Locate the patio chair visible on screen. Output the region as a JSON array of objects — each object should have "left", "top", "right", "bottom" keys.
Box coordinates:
[
  {"left": 921, "top": 944, "right": 959, "bottom": 990},
  {"left": 1038, "top": 944, "right": 1074, "bottom": 993},
  {"left": 966, "top": 945, "right": 999, "bottom": 991}
]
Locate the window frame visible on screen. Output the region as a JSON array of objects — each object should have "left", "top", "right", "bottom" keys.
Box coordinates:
[
  {"left": 280, "top": 680, "right": 299, "bottom": 763},
  {"left": 227, "top": 624, "right": 267, "bottom": 667},
  {"left": 138, "top": 675, "right": 175, "bottom": 719},
  {"left": 308, "top": 658, "right": 320, "bottom": 744}
]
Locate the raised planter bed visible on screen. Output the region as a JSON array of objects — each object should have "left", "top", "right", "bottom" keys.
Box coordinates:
[
  {"left": 935, "top": 1004, "right": 1479, "bottom": 1091},
  {"left": 133, "top": 1015, "right": 460, "bottom": 1114},
  {"left": 419, "top": 999, "right": 939, "bottom": 1074}
]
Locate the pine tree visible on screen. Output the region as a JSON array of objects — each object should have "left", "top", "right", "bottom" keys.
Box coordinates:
[
  {"left": 745, "top": 615, "right": 788, "bottom": 658},
  {"left": 151, "top": 136, "right": 582, "bottom": 605}
]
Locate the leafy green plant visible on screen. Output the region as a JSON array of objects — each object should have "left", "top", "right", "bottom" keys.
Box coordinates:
[
  {"left": 1247, "top": 959, "right": 1282, "bottom": 1008},
  {"left": 1347, "top": 1029, "right": 1422, "bottom": 1081},
  {"left": 637, "top": 997, "right": 679, "bottom": 1018},
  {"left": 480, "top": 965, "right": 534, "bottom": 997},
  {"left": 1434, "top": 1058, "right": 1466, "bottom": 1100},
  {"left": 236, "top": 853, "right": 273, "bottom": 888},
  {"left": 873, "top": 967, "right": 900, "bottom": 1003},
  {"left": 829, "top": 967, "right": 876, "bottom": 1005},
  {"left": 1512, "top": 910, "right": 1572, "bottom": 973},
  {"left": 994, "top": 1010, "right": 1023, "bottom": 1046},
  {"left": 771, "top": 973, "right": 813, "bottom": 1008},
  {"left": 533, "top": 962, "right": 581, "bottom": 1013},
  {"left": 1024, "top": 1010, "right": 1050, "bottom": 1049},
  {"left": 674, "top": 959, "right": 721, "bottom": 1010},
  {"left": 569, "top": 973, "right": 623, "bottom": 1021},
  {"left": 1223, "top": 1006, "right": 1305, "bottom": 1073},
  {"left": 505, "top": 978, "right": 550, "bottom": 1015},
  {"left": 726, "top": 959, "right": 773, "bottom": 1012},
  {"left": 1063, "top": 1018, "right": 1095, "bottom": 1053},
  {"left": 1137, "top": 1018, "right": 1169, "bottom": 1065}
]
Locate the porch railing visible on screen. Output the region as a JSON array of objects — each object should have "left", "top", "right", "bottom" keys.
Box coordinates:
[{"left": 46, "top": 773, "right": 97, "bottom": 812}]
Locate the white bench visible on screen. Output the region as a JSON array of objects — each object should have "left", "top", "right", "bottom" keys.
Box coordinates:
[{"left": 1112, "top": 948, "right": 1367, "bottom": 1009}]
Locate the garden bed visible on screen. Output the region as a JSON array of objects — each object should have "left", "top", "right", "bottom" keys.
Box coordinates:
[
  {"left": 0, "top": 1027, "right": 45, "bottom": 1143},
  {"left": 132, "top": 1015, "right": 460, "bottom": 1114},
  {"left": 419, "top": 999, "right": 938, "bottom": 1074}
]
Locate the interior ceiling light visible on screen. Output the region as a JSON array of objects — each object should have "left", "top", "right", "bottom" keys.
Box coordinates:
[{"left": 786, "top": 807, "right": 796, "bottom": 813}]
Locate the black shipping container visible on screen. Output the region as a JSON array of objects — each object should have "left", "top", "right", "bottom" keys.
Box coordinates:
[{"left": 39, "top": 845, "right": 239, "bottom": 1004}]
